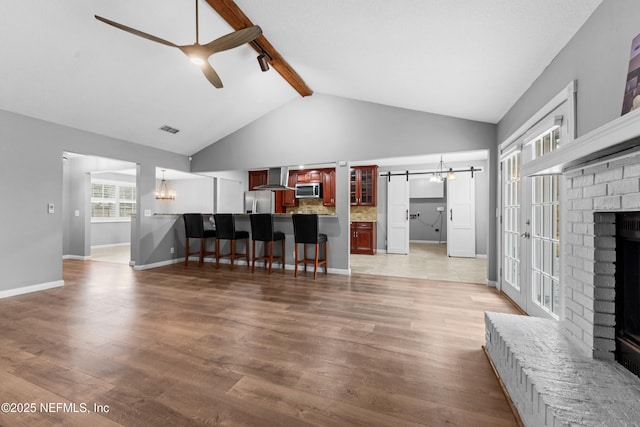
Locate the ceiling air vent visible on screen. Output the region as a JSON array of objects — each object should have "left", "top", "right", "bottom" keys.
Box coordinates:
[{"left": 160, "top": 125, "right": 180, "bottom": 134}]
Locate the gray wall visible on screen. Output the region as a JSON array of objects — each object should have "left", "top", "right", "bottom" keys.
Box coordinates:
[
  {"left": 0, "top": 108, "right": 188, "bottom": 293},
  {"left": 409, "top": 198, "right": 447, "bottom": 243},
  {"left": 191, "top": 94, "right": 497, "bottom": 279},
  {"left": 91, "top": 222, "right": 131, "bottom": 247},
  {"left": 498, "top": 0, "right": 640, "bottom": 142}
]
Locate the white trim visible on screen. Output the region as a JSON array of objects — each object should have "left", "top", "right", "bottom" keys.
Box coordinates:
[
  {"left": 409, "top": 240, "right": 447, "bottom": 244},
  {"left": 522, "top": 114, "right": 563, "bottom": 146},
  {"left": 91, "top": 219, "right": 132, "bottom": 224},
  {"left": 0, "top": 280, "right": 64, "bottom": 299},
  {"left": 133, "top": 258, "right": 185, "bottom": 270},
  {"left": 476, "top": 254, "right": 487, "bottom": 259},
  {"left": 486, "top": 280, "right": 497, "bottom": 288},
  {"left": 523, "top": 106, "right": 640, "bottom": 176},
  {"left": 90, "top": 242, "right": 130, "bottom": 249},
  {"left": 63, "top": 254, "right": 91, "bottom": 261},
  {"left": 500, "top": 80, "right": 576, "bottom": 153}
]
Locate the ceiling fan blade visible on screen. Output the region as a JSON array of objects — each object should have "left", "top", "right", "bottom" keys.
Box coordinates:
[
  {"left": 95, "top": 15, "right": 177, "bottom": 48},
  {"left": 200, "top": 62, "right": 223, "bottom": 88},
  {"left": 203, "top": 26, "right": 262, "bottom": 55}
]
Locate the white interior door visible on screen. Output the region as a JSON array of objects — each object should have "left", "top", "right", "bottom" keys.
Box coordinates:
[
  {"left": 387, "top": 176, "right": 409, "bottom": 254},
  {"left": 447, "top": 173, "right": 475, "bottom": 257}
]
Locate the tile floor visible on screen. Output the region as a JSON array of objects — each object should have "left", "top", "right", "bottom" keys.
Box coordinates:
[
  {"left": 350, "top": 242, "right": 487, "bottom": 284},
  {"left": 90, "top": 244, "right": 131, "bottom": 264}
]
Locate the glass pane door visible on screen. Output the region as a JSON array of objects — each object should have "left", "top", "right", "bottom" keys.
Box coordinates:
[
  {"left": 501, "top": 151, "right": 528, "bottom": 309},
  {"left": 359, "top": 168, "right": 375, "bottom": 205},
  {"left": 530, "top": 175, "right": 560, "bottom": 317}
]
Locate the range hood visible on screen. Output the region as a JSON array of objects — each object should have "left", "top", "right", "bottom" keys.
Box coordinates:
[{"left": 255, "top": 167, "right": 293, "bottom": 190}]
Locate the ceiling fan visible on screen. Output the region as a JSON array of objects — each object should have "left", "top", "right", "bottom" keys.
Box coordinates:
[{"left": 95, "top": 0, "right": 262, "bottom": 88}]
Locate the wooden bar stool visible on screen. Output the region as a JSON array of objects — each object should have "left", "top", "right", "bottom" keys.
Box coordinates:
[
  {"left": 249, "top": 213, "right": 285, "bottom": 274},
  {"left": 213, "top": 213, "right": 249, "bottom": 270},
  {"left": 183, "top": 213, "right": 216, "bottom": 266},
  {"left": 292, "top": 214, "right": 328, "bottom": 279}
]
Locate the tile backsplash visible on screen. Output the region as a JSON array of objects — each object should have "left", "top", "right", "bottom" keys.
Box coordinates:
[
  {"left": 350, "top": 206, "right": 377, "bottom": 222},
  {"left": 286, "top": 199, "right": 336, "bottom": 215}
]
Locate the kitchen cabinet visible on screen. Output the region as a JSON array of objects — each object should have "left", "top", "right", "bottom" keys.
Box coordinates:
[
  {"left": 350, "top": 222, "right": 377, "bottom": 255},
  {"left": 350, "top": 165, "right": 378, "bottom": 206},
  {"left": 282, "top": 173, "right": 298, "bottom": 207},
  {"left": 295, "top": 170, "right": 322, "bottom": 184},
  {"left": 322, "top": 169, "right": 336, "bottom": 206},
  {"left": 248, "top": 170, "right": 268, "bottom": 190}
]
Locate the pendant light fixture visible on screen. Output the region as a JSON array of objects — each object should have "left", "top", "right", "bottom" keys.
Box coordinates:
[
  {"left": 429, "top": 156, "right": 456, "bottom": 182},
  {"left": 155, "top": 169, "right": 176, "bottom": 200}
]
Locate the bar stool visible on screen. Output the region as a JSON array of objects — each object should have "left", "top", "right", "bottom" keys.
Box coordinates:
[
  {"left": 213, "top": 213, "right": 250, "bottom": 270},
  {"left": 249, "top": 214, "right": 285, "bottom": 274},
  {"left": 292, "top": 214, "right": 328, "bottom": 279},
  {"left": 183, "top": 213, "right": 216, "bottom": 266}
]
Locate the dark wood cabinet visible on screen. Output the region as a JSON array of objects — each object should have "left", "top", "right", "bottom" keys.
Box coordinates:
[
  {"left": 350, "top": 222, "right": 377, "bottom": 255},
  {"left": 350, "top": 166, "right": 378, "bottom": 206},
  {"left": 322, "top": 169, "right": 336, "bottom": 207},
  {"left": 282, "top": 173, "right": 298, "bottom": 207},
  {"left": 248, "top": 170, "right": 268, "bottom": 190},
  {"left": 295, "top": 169, "right": 322, "bottom": 184}
]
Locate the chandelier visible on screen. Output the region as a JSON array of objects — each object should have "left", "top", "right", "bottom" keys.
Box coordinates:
[
  {"left": 429, "top": 156, "right": 456, "bottom": 183},
  {"left": 155, "top": 170, "right": 176, "bottom": 200}
]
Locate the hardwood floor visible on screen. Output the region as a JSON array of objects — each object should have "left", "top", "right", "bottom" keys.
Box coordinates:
[{"left": 0, "top": 260, "right": 521, "bottom": 426}]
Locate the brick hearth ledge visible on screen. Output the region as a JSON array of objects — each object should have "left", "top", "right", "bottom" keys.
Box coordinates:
[{"left": 485, "top": 312, "right": 640, "bottom": 427}]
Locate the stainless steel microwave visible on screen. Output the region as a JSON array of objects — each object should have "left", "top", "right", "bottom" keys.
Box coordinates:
[{"left": 295, "top": 183, "right": 322, "bottom": 198}]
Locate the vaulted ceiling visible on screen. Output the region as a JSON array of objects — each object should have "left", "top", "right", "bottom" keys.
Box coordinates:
[{"left": 0, "top": 0, "right": 602, "bottom": 156}]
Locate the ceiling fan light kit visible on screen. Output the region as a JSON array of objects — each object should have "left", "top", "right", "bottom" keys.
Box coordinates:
[{"left": 95, "top": 0, "right": 262, "bottom": 89}]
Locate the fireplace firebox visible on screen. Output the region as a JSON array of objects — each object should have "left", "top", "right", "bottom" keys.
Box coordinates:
[{"left": 615, "top": 212, "right": 640, "bottom": 377}]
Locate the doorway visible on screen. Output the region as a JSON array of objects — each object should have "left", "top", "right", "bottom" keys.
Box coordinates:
[
  {"left": 350, "top": 151, "right": 489, "bottom": 284},
  {"left": 62, "top": 152, "right": 137, "bottom": 265}
]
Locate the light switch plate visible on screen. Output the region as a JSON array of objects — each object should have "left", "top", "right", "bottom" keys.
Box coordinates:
[
  {"left": 47, "top": 203, "right": 55, "bottom": 214},
  {"left": 144, "top": 209, "right": 152, "bottom": 217}
]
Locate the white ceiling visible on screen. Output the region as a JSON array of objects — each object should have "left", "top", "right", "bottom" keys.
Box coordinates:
[{"left": 0, "top": 0, "right": 602, "bottom": 156}]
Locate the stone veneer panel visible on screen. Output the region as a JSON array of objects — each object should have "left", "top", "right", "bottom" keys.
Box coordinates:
[{"left": 564, "top": 150, "right": 640, "bottom": 357}]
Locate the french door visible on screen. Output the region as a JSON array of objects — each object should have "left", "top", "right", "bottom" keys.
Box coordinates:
[
  {"left": 501, "top": 136, "right": 561, "bottom": 318},
  {"left": 501, "top": 150, "right": 529, "bottom": 309}
]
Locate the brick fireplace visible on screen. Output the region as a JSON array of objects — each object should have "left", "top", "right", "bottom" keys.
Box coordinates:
[
  {"left": 486, "top": 133, "right": 640, "bottom": 426},
  {"left": 564, "top": 150, "right": 640, "bottom": 364}
]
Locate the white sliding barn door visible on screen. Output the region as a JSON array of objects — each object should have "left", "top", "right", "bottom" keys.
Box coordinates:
[
  {"left": 387, "top": 176, "right": 409, "bottom": 254},
  {"left": 447, "top": 173, "right": 475, "bottom": 257}
]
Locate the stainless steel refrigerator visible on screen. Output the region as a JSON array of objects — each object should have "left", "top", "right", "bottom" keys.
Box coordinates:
[{"left": 244, "top": 191, "right": 275, "bottom": 214}]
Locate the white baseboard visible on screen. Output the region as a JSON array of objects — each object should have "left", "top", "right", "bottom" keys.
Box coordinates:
[
  {"left": 91, "top": 243, "right": 130, "bottom": 249},
  {"left": 133, "top": 258, "right": 185, "bottom": 270},
  {"left": 486, "top": 280, "right": 497, "bottom": 288},
  {"left": 0, "top": 280, "right": 64, "bottom": 299},
  {"left": 63, "top": 255, "right": 91, "bottom": 261},
  {"left": 476, "top": 254, "right": 487, "bottom": 259},
  {"left": 410, "top": 240, "right": 446, "bottom": 244}
]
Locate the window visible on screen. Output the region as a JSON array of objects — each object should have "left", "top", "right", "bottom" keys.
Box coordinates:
[
  {"left": 91, "top": 180, "right": 136, "bottom": 221},
  {"left": 533, "top": 127, "right": 561, "bottom": 159}
]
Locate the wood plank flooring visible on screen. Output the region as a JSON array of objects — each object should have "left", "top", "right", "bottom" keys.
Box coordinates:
[{"left": 0, "top": 260, "right": 521, "bottom": 426}]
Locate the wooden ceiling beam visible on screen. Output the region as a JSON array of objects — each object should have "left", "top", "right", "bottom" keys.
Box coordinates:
[{"left": 205, "top": 0, "right": 312, "bottom": 97}]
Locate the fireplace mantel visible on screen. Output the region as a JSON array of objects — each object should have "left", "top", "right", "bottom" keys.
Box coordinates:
[{"left": 523, "top": 108, "right": 640, "bottom": 176}]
